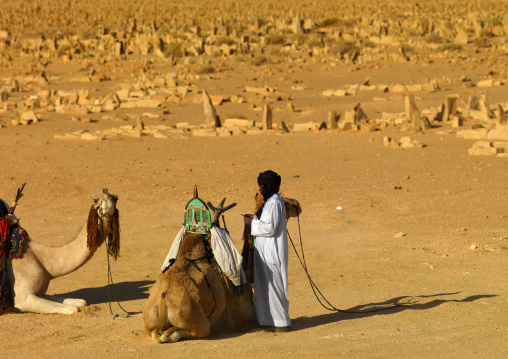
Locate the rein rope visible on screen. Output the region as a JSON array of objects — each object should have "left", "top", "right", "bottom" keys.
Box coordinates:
[
  {"left": 105, "top": 241, "right": 133, "bottom": 317},
  {"left": 287, "top": 214, "right": 412, "bottom": 314}
]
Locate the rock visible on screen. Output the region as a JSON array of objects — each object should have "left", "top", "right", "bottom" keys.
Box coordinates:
[
  {"left": 477, "top": 79, "right": 501, "bottom": 87},
  {"left": 193, "top": 128, "right": 217, "bottom": 137},
  {"left": 225, "top": 125, "right": 245, "bottom": 136},
  {"left": 293, "top": 122, "right": 319, "bottom": 131},
  {"left": 457, "top": 128, "right": 488, "bottom": 140},
  {"left": 223, "top": 118, "right": 254, "bottom": 127},
  {"left": 399, "top": 136, "right": 414, "bottom": 148},
  {"left": 487, "top": 129, "right": 508, "bottom": 141},
  {"left": 81, "top": 132, "right": 101, "bottom": 140},
  {"left": 20, "top": 110, "right": 39, "bottom": 123},
  {"left": 468, "top": 141, "right": 502, "bottom": 156},
  {"left": 455, "top": 30, "right": 469, "bottom": 44},
  {"left": 451, "top": 115, "right": 463, "bottom": 128},
  {"left": 56, "top": 105, "right": 90, "bottom": 115},
  {"left": 334, "top": 89, "right": 347, "bottom": 97},
  {"left": 135, "top": 99, "right": 161, "bottom": 108},
  {"left": 153, "top": 131, "right": 168, "bottom": 139}
]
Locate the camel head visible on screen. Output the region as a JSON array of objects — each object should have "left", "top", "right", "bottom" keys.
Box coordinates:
[
  {"left": 207, "top": 198, "right": 237, "bottom": 226},
  {"left": 91, "top": 188, "right": 118, "bottom": 218},
  {"left": 282, "top": 196, "right": 302, "bottom": 220},
  {"left": 87, "top": 188, "right": 120, "bottom": 259}
]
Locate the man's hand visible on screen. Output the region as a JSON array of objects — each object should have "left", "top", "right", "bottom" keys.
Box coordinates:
[{"left": 242, "top": 214, "right": 253, "bottom": 225}]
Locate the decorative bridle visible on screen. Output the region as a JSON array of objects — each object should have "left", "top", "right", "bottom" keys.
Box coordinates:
[{"left": 86, "top": 188, "right": 120, "bottom": 259}]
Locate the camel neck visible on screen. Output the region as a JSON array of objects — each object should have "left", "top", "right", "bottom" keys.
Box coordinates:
[{"left": 30, "top": 219, "right": 109, "bottom": 278}]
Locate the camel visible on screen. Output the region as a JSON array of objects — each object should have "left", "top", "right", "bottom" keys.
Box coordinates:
[
  {"left": 143, "top": 196, "right": 256, "bottom": 343},
  {"left": 143, "top": 191, "right": 301, "bottom": 343},
  {"left": 2, "top": 188, "right": 120, "bottom": 315}
]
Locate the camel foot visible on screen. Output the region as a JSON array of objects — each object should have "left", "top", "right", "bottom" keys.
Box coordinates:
[
  {"left": 151, "top": 327, "right": 194, "bottom": 343},
  {"left": 17, "top": 294, "right": 81, "bottom": 315},
  {"left": 63, "top": 298, "right": 87, "bottom": 307},
  {"left": 58, "top": 305, "right": 80, "bottom": 315}
]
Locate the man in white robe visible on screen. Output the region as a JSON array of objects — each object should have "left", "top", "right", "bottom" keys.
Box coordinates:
[{"left": 246, "top": 170, "right": 291, "bottom": 332}]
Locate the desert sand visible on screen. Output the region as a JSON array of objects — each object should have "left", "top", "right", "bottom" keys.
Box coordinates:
[{"left": 0, "top": 0, "right": 507, "bottom": 358}]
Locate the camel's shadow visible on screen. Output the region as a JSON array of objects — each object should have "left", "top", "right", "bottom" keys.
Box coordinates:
[
  {"left": 290, "top": 292, "right": 497, "bottom": 332},
  {"left": 56, "top": 280, "right": 154, "bottom": 307}
]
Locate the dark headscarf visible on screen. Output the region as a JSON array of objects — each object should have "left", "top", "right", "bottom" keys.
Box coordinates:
[
  {"left": 0, "top": 199, "right": 9, "bottom": 217},
  {"left": 255, "top": 170, "right": 281, "bottom": 218}
]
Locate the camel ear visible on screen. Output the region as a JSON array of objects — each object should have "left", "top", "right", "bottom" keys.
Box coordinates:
[{"left": 91, "top": 194, "right": 99, "bottom": 205}]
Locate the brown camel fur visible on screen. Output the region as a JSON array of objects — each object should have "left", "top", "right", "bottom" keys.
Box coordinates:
[
  {"left": 143, "top": 198, "right": 255, "bottom": 343},
  {"left": 4, "top": 189, "right": 119, "bottom": 314}
]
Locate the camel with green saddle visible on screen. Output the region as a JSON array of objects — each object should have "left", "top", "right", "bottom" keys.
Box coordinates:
[{"left": 143, "top": 189, "right": 301, "bottom": 343}]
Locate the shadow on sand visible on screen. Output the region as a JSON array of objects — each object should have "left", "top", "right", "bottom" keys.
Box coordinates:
[
  {"left": 56, "top": 280, "right": 154, "bottom": 312},
  {"left": 290, "top": 292, "right": 498, "bottom": 332}
]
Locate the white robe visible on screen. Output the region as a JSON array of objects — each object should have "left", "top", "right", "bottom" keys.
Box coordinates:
[
  {"left": 251, "top": 193, "right": 290, "bottom": 327},
  {"left": 161, "top": 225, "right": 244, "bottom": 286}
]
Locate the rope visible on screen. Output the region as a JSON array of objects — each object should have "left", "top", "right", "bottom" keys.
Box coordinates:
[
  {"left": 287, "top": 214, "right": 411, "bottom": 314},
  {"left": 105, "top": 240, "right": 133, "bottom": 317}
]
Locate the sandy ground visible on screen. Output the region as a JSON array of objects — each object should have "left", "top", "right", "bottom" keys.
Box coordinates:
[{"left": 1, "top": 1, "right": 508, "bottom": 358}]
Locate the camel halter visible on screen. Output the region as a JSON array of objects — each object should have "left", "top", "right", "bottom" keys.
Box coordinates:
[{"left": 86, "top": 189, "right": 130, "bottom": 318}]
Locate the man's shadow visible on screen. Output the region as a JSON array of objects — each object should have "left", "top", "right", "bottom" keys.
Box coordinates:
[
  {"left": 291, "top": 292, "right": 497, "bottom": 331},
  {"left": 56, "top": 280, "right": 154, "bottom": 313}
]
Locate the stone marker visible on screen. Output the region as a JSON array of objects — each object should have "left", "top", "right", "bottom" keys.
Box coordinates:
[
  {"left": 467, "top": 96, "right": 480, "bottom": 110},
  {"left": 479, "top": 94, "right": 495, "bottom": 118},
  {"left": 442, "top": 95, "right": 458, "bottom": 122},
  {"left": 263, "top": 104, "right": 272, "bottom": 130},
  {"left": 497, "top": 105, "right": 506, "bottom": 124},
  {"left": 353, "top": 103, "right": 368, "bottom": 124},
  {"left": 405, "top": 95, "right": 421, "bottom": 130},
  {"left": 281, "top": 121, "right": 290, "bottom": 133},
  {"left": 328, "top": 111, "right": 340, "bottom": 129},
  {"left": 203, "top": 89, "right": 221, "bottom": 128}
]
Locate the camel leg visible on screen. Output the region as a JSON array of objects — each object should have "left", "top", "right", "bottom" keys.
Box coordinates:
[
  {"left": 16, "top": 293, "right": 80, "bottom": 314},
  {"left": 151, "top": 327, "right": 192, "bottom": 343},
  {"left": 159, "top": 327, "right": 195, "bottom": 343},
  {"left": 42, "top": 295, "right": 87, "bottom": 308}
]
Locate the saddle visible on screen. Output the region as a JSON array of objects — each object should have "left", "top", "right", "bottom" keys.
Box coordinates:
[
  {"left": 0, "top": 214, "right": 25, "bottom": 314},
  {"left": 183, "top": 192, "right": 242, "bottom": 297}
]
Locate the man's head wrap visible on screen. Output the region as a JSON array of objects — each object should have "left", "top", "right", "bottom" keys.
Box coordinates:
[{"left": 255, "top": 170, "right": 281, "bottom": 218}]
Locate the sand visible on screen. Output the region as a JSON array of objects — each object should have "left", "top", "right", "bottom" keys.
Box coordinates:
[{"left": 0, "top": 1, "right": 507, "bottom": 358}]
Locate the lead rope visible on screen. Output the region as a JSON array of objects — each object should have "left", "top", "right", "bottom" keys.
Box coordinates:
[
  {"left": 287, "top": 214, "right": 413, "bottom": 313},
  {"left": 105, "top": 241, "right": 133, "bottom": 317}
]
